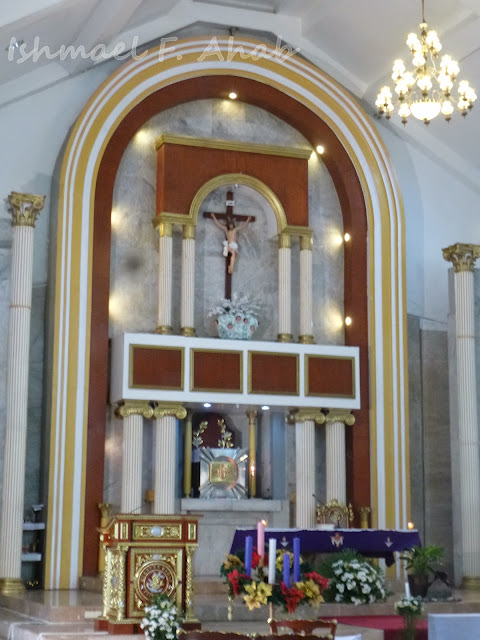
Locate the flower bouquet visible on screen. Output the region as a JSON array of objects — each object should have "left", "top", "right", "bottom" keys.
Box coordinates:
[
  {"left": 319, "top": 551, "right": 387, "bottom": 605},
  {"left": 208, "top": 292, "right": 260, "bottom": 340},
  {"left": 395, "top": 596, "right": 424, "bottom": 640},
  {"left": 220, "top": 546, "right": 329, "bottom": 614},
  {"left": 140, "top": 593, "right": 181, "bottom": 640}
]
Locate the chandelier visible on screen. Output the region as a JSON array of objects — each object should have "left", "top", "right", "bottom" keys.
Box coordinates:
[{"left": 376, "top": 1, "right": 477, "bottom": 124}]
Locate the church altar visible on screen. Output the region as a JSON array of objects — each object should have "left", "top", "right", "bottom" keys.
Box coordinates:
[{"left": 230, "top": 528, "right": 422, "bottom": 567}]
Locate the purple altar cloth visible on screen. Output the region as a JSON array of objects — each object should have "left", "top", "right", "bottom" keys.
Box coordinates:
[{"left": 230, "top": 528, "right": 421, "bottom": 567}]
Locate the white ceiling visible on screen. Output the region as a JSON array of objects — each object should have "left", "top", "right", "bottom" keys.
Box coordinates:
[{"left": 2, "top": 0, "right": 480, "bottom": 186}]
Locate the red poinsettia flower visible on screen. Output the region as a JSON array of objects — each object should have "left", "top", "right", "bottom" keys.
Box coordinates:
[
  {"left": 227, "top": 569, "right": 250, "bottom": 595},
  {"left": 280, "top": 582, "right": 305, "bottom": 613},
  {"left": 251, "top": 549, "right": 261, "bottom": 569},
  {"left": 305, "top": 571, "right": 329, "bottom": 591}
]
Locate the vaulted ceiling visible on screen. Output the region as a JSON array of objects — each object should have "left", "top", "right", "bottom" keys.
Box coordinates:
[{"left": 3, "top": 0, "right": 480, "bottom": 188}]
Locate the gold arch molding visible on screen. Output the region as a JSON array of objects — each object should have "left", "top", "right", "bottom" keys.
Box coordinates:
[
  {"left": 46, "top": 35, "right": 408, "bottom": 589},
  {"left": 189, "top": 173, "right": 288, "bottom": 232}
]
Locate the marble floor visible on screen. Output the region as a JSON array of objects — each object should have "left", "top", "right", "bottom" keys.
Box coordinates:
[{"left": 0, "top": 585, "right": 479, "bottom": 640}]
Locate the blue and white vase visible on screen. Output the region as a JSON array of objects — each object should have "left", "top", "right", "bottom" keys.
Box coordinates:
[{"left": 216, "top": 312, "right": 258, "bottom": 340}]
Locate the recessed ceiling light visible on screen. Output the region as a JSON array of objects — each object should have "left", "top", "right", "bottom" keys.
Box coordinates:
[
  {"left": 229, "top": 91, "right": 238, "bottom": 100},
  {"left": 261, "top": 405, "right": 270, "bottom": 411},
  {"left": 203, "top": 402, "right": 211, "bottom": 408}
]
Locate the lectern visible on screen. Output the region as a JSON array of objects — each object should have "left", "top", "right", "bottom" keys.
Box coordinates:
[{"left": 95, "top": 514, "right": 200, "bottom": 633}]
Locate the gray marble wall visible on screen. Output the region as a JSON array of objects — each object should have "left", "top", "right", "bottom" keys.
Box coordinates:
[{"left": 408, "top": 313, "right": 453, "bottom": 579}]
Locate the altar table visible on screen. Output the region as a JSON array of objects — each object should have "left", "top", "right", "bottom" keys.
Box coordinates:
[
  {"left": 230, "top": 528, "right": 421, "bottom": 566},
  {"left": 429, "top": 613, "right": 480, "bottom": 640}
]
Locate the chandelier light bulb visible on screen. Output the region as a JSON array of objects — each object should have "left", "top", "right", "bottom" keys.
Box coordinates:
[{"left": 376, "top": 7, "right": 476, "bottom": 124}]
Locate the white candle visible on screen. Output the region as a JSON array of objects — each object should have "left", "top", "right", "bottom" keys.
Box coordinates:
[
  {"left": 268, "top": 538, "right": 277, "bottom": 584},
  {"left": 257, "top": 520, "right": 265, "bottom": 559},
  {"left": 405, "top": 581, "right": 411, "bottom": 599}
]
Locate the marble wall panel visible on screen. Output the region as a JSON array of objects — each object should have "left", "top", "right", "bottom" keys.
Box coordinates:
[
  {"left": 421, "top": 328, "right": 453, "bottom": 578},
  {"left": 407, "top": 314, "right": 424, "bottom": 539}
]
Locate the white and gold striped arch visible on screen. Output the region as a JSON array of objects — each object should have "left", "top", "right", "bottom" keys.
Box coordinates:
[{"left": 46, "top": 36, "right": 408, "bottom": 588}]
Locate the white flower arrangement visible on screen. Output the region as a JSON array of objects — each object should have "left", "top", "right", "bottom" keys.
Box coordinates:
[
  {"left": 395, "top": 595, "right": 424, "bottom": 616},
  {"left": 208, "top": 292, "right": 260, "bottom": 318},
  {"left": 328, "top": 558, "right": 387, "bottom": 605},
  {"left": 140, "top": 593, "right": 181, "bottom": 640}
]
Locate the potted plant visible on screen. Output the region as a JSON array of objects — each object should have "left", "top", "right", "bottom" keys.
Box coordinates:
[
  {"left": 401, "top": 545, "right": 444, "bottom": 597},
  {"left": 208, "top": 293, "right": 260, "bottom": 340}
]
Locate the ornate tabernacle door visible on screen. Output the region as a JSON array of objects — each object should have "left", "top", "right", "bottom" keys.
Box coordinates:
[{"left": 96, "top": 514, "right": 200, "bottom": 633}]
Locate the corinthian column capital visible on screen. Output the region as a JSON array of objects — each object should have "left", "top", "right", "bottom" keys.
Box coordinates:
[
  {"left": 443, "top": 243, "right": 480, "bottom": 273},
  {"left": 153, "top": 402, "right": 187, "bottom": 420},
  {"left": 288, "top": 408, "right": 325, "bottom": 424},
  {"left": 115, "top": 400, "right": 154, "bottom": 419},
  {"left": 8, "top": 192, "right": 46, "bottom": 227},
  {"left": 325, "top": 410, "right": 355, "bottom": 426}
]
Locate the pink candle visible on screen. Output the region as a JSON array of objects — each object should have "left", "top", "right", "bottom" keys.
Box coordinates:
[{"left": 257, "top": 520, "right": 265, "bottom": 560}]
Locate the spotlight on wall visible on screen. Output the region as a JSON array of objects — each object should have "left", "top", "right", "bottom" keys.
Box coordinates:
[
  {"left": 407, "top": 521, "right": 415, "bottom": 530},
  {"left": 203, "top": 402, "right": 212, "bottom": 408},
  {"left": 344, "top": 232, "right": 351, "bottom": 242},
  {"left": 134, "top": 129, "right": 151, "bottom": 146},
  {"left": 316, "top": 145, "right": 325, "bottom": 154},
  {"left": 229, "top": 91, "right": 238, "bottom": 100},
  {"left": 345, "top": 316, "right": 352, "bottom": 326}
]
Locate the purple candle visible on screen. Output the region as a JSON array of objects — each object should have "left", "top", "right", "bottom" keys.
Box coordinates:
[
  {"left": 244, "top": 535, "right": 253, "bottom": 577},
  {"left": 282, "top": 552, "right": 290, "bottom": 588},
  {"left": 293, "top": 537, "right": 300, "bottom": 582}
]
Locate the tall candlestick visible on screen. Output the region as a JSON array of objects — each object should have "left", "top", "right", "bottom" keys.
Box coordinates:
[
  {"left": 282, "top": 552, "right": 290, "bottom": 588},
  {"left": 293, "top": 537, "right": 300, "bottom": 582},
  {"left": 245, "top": 536, "right": 253, "bottom": 577},
  {"left": 257, "top": 520, "right": 265, "bottom": 560},
  {"left": 268, "top": 538, "right": 277, "bottom": 584}
]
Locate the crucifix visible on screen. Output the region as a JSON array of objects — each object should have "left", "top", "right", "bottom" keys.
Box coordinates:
[{"left": 203, "top": 190, "right": 255, "bottom": 299}]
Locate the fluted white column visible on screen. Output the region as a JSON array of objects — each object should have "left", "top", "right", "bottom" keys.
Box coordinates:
[
  {"left": 443, "top": 243, "right": 480, "bottom": 588},
  {"left": 117, "top": 401, "right": 154, "bottom": 514},
  {"left": 181, "top": 226, "right": 196, "bottom": 336},
  {"left": 291, "top": 409, "right": 325, "bottom": 528},
  {"left": 325, "top": 410, "right": 355, "bottom": 504},
  {"left": 299, "top": 235, "right": 314, "bottom": 344},
  {"left": 0, "top": 192, "right": 45, "bottom": 593},
  {"left": 153, "top": 404, "right": 186, "bottom": 514},
  {"left": 157, "top": 222, "right": 173, "bottom": 334},
  {"left": 278, "top": 234, "right": 292, "bottom": 342}
]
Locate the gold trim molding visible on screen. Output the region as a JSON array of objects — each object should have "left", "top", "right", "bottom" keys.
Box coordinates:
[
  {"left": 325, "top": 410, "right": 355, "bottom": 426},
  {"left": 443, "top": 243, "right": 480, "bottom": 272},
  {"left": 115, "top": 401, "right": 154, "bottom": 419},
  {"left": 153, "top": 403, "right": 187, "bottom": 420},
  {"left": 158, "top": 222, "right": 173, "bottom": 237},
  {"left": 181, "top": 327, "right": 196, "bottom": 337},
  {"left": 278, "top": 233, "right": 291, "bottom": 249},
  {"left": 155, "top": 133, "right": 312, "bottom": 160},
  {"left": 277, "top": 333, "right": 293, "bottom": 343},
  {"left": 288, "top": 408, "right": 326, "bottom": 424},
  {"left": 462, "top": 576, "right": 480, "bottom": 590},
  {"left": 8, "top": 192, "right": 46, "bottom": 228},
  {"left": 0, "top": 577, "right": 26, "bottom": 594},
  {"left": 156, "top": 325, "right": 173, "bottom": 335},
  {"left": 298, "top": 335, "right": 315, "bottom": 344},
  {"left": 300, "top": 235, "right": 313, "bottom": 251}
]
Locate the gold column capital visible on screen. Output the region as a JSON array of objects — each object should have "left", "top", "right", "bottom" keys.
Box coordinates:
[
  {"left": 288, "top": 408, "right": 325, "bottom": 424},
  {"left": 153, "top": 403, "right": 187, "bottom": 420},
  {"left": 278, "top": 233, "right": 291, "bottom": 249},
  {"left": 98, "top": 503, "right": 112, "bottom": 523},
  {"left": 246, "top": 410, "right": 258, "bottom": 423},
  {"left": 299, "top": 235, "right": 313, "bottom": 251},
  {"left": 115, "top": 400, "right": 154, "bottom": 419},
  {"left": 442, "top": 243, "right": 480, "bottom": 272},
  {"left": 158, "top": 221, "right": 173, "bottom": 237},
  {"left": 358, "top": 506, "right": 371, "bottom": 529},
  {"left": 183, "top": 224, "right": 196, "bottom": 240},
  {"left": 8, "top": 192, "right": 46, "bottom": 227},
  {"left": 325, "top": 410, "right": 355, "bottom": 426}
]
